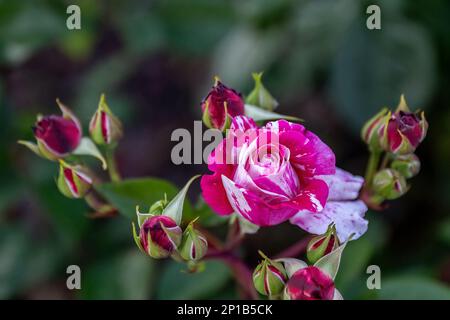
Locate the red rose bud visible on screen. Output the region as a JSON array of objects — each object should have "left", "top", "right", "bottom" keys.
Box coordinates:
[
  {"left": 89, "top": 94, "right": 123, "bottom": 145},
  {"left": 139, "top": 215, "right": 182, "bottom": 259},
  {"left": 57, "top": 160, "right": 92, "bottom": 199},
  {"left": 253, "top": 251, "right": 288, "bottom": 297},
  {"left": 391, "top": 153, "right": 421, "bottom": 179},
  {"left": 201, "top": 77, "right": 244, "bottom": 130},
  {"left": 373, "top": 168, "right": 408, "bottom": 200},
  {"left": 284, "top": 266, "right": 335, "bottom": 300},
  {"left": 361, "top": 108, "right": 389, "bottom": 152},
  {"left": 379, "top": 95, "right": 428, "bottom": 155},
  {"left": 306, "top": 225, "right": 339, "bottom": 264},
  {"left": 245, "top": 72, "right": 279, "bottom": 111},
  {"left": 178, "top": 222, "right": 208, "bottom": 261},
  {"left": 20, "top": 99, "right": 82, "bottom": 160}
]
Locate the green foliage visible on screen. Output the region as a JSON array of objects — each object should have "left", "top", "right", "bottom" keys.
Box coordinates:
[
  {"left": 156, "top": 260, "right": 231, "bottom": 299},
  {"left": 80, "top": 250, "right": 156, "bottom": 299},
  {"left": 377, "top": 277, "right": 450, "bottom": 300},
  {"left": 95, "top": 178, "right": 180, "bottom": 220}
]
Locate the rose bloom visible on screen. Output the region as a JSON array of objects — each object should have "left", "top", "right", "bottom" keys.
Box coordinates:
[{"left": 201, "top": 116, "right": 368, "bottom": 241}]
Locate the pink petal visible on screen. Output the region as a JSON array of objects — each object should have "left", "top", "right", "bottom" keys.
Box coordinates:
[
  {"left": 201, "top": 164, "right": 235, "bottom": 216},
  {"left": 221, "top": 175, "right": 298, "bottom": 226},
  {"left": 278, "top": 129, "right": 335, "bottom": 178},
  {"left": 290, "top": 200, "right": 368, "bottom": 241},
  {"left": 318, "top": 168, "right": 364, "bottom": 201},
  {"left": 230, "top": 116, "right": 257, "bottom": 132},
  {"left": 287, "top": 179, "right": 329, "bottom": 213}
]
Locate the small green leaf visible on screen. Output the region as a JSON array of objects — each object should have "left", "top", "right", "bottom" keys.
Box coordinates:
[
  {"left": 314, "top": 242, "right": 347, "bottom": 280},
  {"left": 244, "top": 104, "right": 302, "bottom": 122},
  {"left": 162, "top": 175, "right": 199, "bottom": 225},
  {"left": 95, "top": 178, "right": 179, "bottom": 220},
  {"left": 17, "top": 140, "right": 41, "bottom": 158},
  {"left": 72, "top": 137, "right": 107, "bottom": 170}
]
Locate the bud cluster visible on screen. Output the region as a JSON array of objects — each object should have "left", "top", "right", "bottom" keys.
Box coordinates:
[
  {"left": 133, "top": 200, "right": 208, "bottom": 264},
  {"left": 252, "top": 245, "right": 343, "bottom": 300},
  {"left": 361, "top": 95, "right": 428, "bottom": 206},
  {"left": 19, "top": 94, "right": 123, "bottom": 209}
]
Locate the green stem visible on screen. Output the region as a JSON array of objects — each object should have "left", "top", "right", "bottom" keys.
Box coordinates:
[
  {"left": 85, "top": 191, "right": 116, "bottom": 217},
  {"left": 105, "top": 147, "right": 121, "bottom": 182},
  {"left": 380, "top": 153, "right": 390, "bottom": 170},
  {"left": 365, "top": 151, "right": 381, "bottom": 187}
]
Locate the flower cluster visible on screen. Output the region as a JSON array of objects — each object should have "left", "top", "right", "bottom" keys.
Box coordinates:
[
  {"left": 201, "top": 92, "right": 368, "bottom": 242},
  {"left": 18, "top": 94, "right": 123, "bottom": 211},
  {"left": 19, "top": 72, "right": 429, "bottom": 300},
  {"left": 361, "top": 95, "right": 428, "bottom": 207},
  {"left": 252, "top": 244, "right": 345, "bottom": 300}
]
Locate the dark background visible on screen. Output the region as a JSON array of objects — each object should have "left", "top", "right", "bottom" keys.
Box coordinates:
[{"left": 0, "top": 0, "right": 449, "bottom": 299}]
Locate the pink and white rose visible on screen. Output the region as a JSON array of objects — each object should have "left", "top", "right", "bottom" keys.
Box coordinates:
[{"left": 201, "top": 116, "right": 368, "bottom": 240}]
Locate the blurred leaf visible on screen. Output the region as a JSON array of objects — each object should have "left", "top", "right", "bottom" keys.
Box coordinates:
[
  {"left": 35, "top": 180, "right": 89, "bottom": 245},
  {"left": 157, "top": 0, "right": 236, "bottom": 56},
  {"left": 156, "top": 260, "right": 231, "bottom": 299},
  {"left": 378, "top": 276, "right": 450, "bottom": 300},
  {"left": 0, "top": 224, "right": 61, "bottom": 299},
  {"left": 336, "top": 214, "right": 387, "bottom": 298},
  {"left": 80, "top": 250, "right": 155, "bottom": 299},
  {"left": 438, "top": 217, "right": 450, "bottom": 246},
  {"left": 184, "top": 196, "right": 228, "bottom": 227},
  {"left": 76, "top": 54, "right": 137, "bottom": 123},
  {"left": 95, "top": 178, "right": 179, "bottom": 220},
  {"left": 112, "top": 3, "right": 165, "bottom": 56},
  {"left": 330, "top": 20, "right": 436, "bottom": 133},
  {"left": 0, "top": 3, "right": 64, "bottom": 64},
  {"left": 211, "top": 27, "right": 285, "bottom": 88}
]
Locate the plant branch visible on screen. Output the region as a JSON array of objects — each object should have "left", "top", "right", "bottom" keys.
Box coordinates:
[
  {"left": 105, "top": 147, "right": 121, "bottom": 182},
  {"left": 364, "top": 150, "right": 381, "bottom": 187}
]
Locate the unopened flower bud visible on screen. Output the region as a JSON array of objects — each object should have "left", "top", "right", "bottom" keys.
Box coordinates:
[
  {"left": 379, "top": 95, "right": 428, "bottom": 155},
  {"left": 361, "top": 108, "right": 389, "bottom": 152},
  {"left": 19, "top": 99, "right": 82, "bottom": 160},
  {"left": 284, "top": 266, "right": 335, "bottom": 300},
  {"left": 89, "top": 94, "right": 123, "bottom": 145},
  {"left": 57, "top": 160, "right": 92, "bottom": 199},
  {"left": 373, "top": 168, "right": 408, "bottom": 200},
  {"left": 149, "top": 196, "right": 169, "bottom": 215},
  {"left": 139, "top": 215, "right": 182, "bottom": 259},
  {"left": 253, "top": 251, "right": 288, "bottom": 297},
  {"left": 307, "top": 225, "right": 339, "bottom": 264},
  {"left": 391, "top": 154, "right": 421, "bottom": 179},
  {"left": 201, "top": 77, "right": 244, "bottom": 130},
  {"left": 178, "top": 222, "right": 208, "bottom": 261},
  {"left": 245, "top": 72, "right": 279, "bottom": 111}
]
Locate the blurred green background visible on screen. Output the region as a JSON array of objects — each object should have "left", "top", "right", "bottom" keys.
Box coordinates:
[{"left": 1, "top": 0, "right": 450, "bottom": 299}]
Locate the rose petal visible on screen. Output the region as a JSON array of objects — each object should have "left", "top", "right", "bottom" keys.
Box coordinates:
[
  {"left": 290, "top": 200, "right": 368, "bottom": 241},
  {"left": 201, "top": 164, "right": 235, "bottom": 216},
  {"left": 318, "top": 168, "right": 364, "bottom": 201},
  {"left": 230, "top": 115, "right": 257, "bottom": 132},
  {"left": 287, "top": 179, "right": 329, "bottom": 213},
  {"left": 221, "top": 175, "right": 297, "bottom": 226}
]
